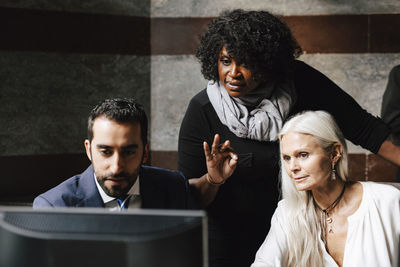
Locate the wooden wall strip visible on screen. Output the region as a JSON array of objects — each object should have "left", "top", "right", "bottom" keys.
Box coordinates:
[
  {"left": 149, "top": 150, "right": 179, "bottom": 171},
  {"left": 283, "top": 15, "right": 368, "bottom": 53},
  {"left": 150, "top": 151, "right": 398, "bottom": 182},
  {"left": 0, "top": 7, "right": 150, "bottom": 55},
  {"left": 0, "top": 151, "right": 397, "bottom": 203},
  {"left": 0, "top": 153, "right": 90, "bottom": 202},
  {"left": 151, "top": 14, "right": 400, "bottom": 55},
  {"left": 2, "top": 9, "right": 398, "bottom": 55},
  {"left": 370, "top": 14, "right": 400, "bottom": 52},
  {"left": 151, "top": 17, "right": 212, "bottom": 55}
]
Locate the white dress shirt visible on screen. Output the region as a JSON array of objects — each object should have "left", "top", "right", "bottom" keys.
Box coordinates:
[
  {"left": 94, "top": 174, "right": 141, "bottom": 210},
  {"left": 251, "top": 182, "right": 400, "bottom": 267}
]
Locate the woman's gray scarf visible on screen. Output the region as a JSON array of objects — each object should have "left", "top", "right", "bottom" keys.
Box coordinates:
[{"left": 206, "top": 80, "right": 296, "bottom": 141}]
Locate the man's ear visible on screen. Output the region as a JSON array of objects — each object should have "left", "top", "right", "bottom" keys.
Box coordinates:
[
  {"left": 84, "top": 139, "right": 92, "bottom": 162},
  {"left": 142, "top": 143, "right": 150, "bottom": 164}
]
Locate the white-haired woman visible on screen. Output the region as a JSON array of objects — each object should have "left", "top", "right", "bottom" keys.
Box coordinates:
[{"left": 252, "top": 110, "right": 400, "bottom": 267}]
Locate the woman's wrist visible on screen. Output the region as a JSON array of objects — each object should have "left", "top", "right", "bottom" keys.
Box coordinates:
[{"left": 205, "top": 173, "right": 225, "bottom": 186}]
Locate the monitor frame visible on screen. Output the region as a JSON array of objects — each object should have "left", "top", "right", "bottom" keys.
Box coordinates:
[{"left": 0, "top": 206, "right": 208, "bottom": 267}]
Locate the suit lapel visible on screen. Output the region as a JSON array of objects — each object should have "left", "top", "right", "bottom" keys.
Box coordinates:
[{"left": 75, "top": 165, "right": 104, "bottom": 207}]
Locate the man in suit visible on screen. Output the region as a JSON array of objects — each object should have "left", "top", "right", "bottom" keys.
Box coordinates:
[{"left": 33, "top": 98, "right": 191, "bottom": 209}]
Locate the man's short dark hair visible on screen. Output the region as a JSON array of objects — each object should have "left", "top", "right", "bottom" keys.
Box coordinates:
[
  {"left": 87, "top": 98, "right": 148, "bottom": 144},
  {"left": 196, "top": 9, "right": 302, "bottom": 83}
]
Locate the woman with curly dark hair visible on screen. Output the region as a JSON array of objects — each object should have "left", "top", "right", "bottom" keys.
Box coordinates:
[{"left": 178, "top": 9, "right": 400, "bottom": 267}]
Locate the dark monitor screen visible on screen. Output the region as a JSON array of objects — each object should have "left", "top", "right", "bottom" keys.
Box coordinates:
[{"left": 0, "top": 207, "right": 208, "bottom": 267}]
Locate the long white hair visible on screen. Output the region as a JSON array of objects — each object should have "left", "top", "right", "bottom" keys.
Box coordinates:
[{"left": 278, "top": 110, "right": 348, "bottom": 267}]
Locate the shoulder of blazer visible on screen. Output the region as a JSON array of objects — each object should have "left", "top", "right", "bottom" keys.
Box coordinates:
[{"left": 140, "top": 165, "right": 186, "bottom": 184}]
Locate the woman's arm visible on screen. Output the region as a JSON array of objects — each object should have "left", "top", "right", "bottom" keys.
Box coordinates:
[
  {"left": 377, "top": 137, "right": 400, "bottom": 166},
  {"left": 178, "top": 92, "right": 237, "bottom": 208},
  {"left": 189, "top": 134, "right": 238, "bottom": 207},
  {"left": 295, "top": 61, "right": 395, "bottom": 160}
]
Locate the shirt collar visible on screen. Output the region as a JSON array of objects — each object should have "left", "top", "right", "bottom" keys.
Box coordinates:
[{"left": 94, "top": 173, "right": 140, "bottom": 204}]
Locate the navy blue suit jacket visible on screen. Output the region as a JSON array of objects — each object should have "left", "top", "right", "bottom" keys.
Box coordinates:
[{"left": 33, "top": 165, "right": 192, "bottom": 209}]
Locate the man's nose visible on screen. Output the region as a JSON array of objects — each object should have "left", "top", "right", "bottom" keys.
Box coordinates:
[{"left": 110, "top": 153, "right": 124, "bottom": 174}]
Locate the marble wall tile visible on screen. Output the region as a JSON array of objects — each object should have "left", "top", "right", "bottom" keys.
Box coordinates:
[
  {"left": 151, "top": 0, "right": 400, "bottom": 17},
  {"left": 0, "top": 52, "right": 150, "bottom": 156},
  {"left": 151, "top": 0, "right": 284, "bottom": 17},
  {"left": 283, "top": 0, "right": 400, "bottom": 16},
  {"left": 300, "top": 53, "right": 400, "bottom": 116},
  {"left": 150, "top": 55, "right": 206, "bottom": 151}
]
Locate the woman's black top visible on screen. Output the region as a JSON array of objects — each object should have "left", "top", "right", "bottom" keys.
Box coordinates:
[{"left": 178, "top": 60, "right": 390, "bottom": 267}]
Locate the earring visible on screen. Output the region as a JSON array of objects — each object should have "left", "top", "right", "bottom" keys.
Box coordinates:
[{"left": 331, "top": 163, "right": 336, "bottom": 180}]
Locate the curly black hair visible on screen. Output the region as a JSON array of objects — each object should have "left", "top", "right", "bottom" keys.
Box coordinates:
[{"left": 196, "top": 9, "right": 302, "bottom": 82}]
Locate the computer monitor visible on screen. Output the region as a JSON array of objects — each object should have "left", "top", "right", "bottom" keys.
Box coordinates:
[{"left": 0, "top": 207, "right": 208, "bottom": 267}]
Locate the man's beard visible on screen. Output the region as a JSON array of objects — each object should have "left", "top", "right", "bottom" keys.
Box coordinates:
[{"left": 95, "top": 169, "right": 140, "bottom": 197}]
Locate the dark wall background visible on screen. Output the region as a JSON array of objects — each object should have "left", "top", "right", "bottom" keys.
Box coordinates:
[{"left": 0, "top": 1, "right": 150, "bottom": 203}]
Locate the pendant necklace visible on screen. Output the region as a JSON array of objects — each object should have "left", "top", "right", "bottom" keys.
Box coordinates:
[{"left": 314, "top": 184, "right": 346, "bottom": 246}]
